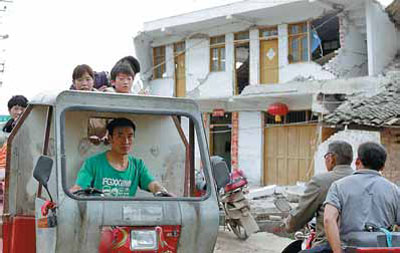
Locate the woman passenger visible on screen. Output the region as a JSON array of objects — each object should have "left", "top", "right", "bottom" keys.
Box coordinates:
[{"left": 71, "top": 64, "right": 95, "bottom": 91}]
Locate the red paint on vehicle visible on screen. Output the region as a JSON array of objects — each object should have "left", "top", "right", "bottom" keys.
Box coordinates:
[
  {"left": 98, "top": 225, "right": 181, "bottom": 253},
  {"left": 3, "top": 216, "right": 36, "bottom": 253}
]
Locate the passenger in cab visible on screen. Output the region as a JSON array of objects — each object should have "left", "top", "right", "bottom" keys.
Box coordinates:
[
  {"left": 71, "top": 64, "right": 96, "bottom": 91},
  {"left": 70, "top": 117, "right": 171, "bottom": 197},
  {"left": 109, "top": 63, "right": 135, "bottom": 93},
  {"left": 70, "top": 64, "right": 110, "bottom": 92},
  {"left": 71, "top": 64, "right": 110, "bottom": 142},
  {"left": 108, "top": 56, "right": 140, "bottom": 93},
  {"left": 324, "top": 142, "right": 400, "bottom": 253}
]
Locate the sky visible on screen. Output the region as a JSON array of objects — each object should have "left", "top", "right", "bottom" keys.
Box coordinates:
[{"left": 0, "top": 0, "right": 394, "bottom": 114}]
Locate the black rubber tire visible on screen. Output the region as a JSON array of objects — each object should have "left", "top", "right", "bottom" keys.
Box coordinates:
[{"left": 228, "top": 219, "right": 249, "bottom": 240}]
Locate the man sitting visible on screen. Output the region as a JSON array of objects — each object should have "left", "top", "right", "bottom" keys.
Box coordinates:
[
  {"left": 324, "top": 142, "right": 400, "bottom": 253},
  {"left": 285, "top": 141, "right": 354, "bottom": 251},
  {"left": 70, "top": 117, "right": 170, "bottom": 197}
]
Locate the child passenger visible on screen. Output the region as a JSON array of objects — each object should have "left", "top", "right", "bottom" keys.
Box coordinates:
[
  {"left": 0, "top": 95, "right": 29, "bottom": 172},
  {"left": 109, "top": 56, "right": 140, "bottom": 93}
]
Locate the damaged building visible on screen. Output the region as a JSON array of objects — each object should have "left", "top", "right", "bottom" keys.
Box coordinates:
[
  {"left": 324, "top": 71, "right": 400, "bottom": 185},
  {"left": 134, "top": 0, "right": 400, "bottom": 186}
]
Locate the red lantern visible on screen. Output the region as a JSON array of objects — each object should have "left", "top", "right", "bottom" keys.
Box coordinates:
[
  {"left": 212, "top": 108, "right": 225, "bottom": 117},
  {"left": 267, "top": 103, "right": 289, "bottom": 122}
]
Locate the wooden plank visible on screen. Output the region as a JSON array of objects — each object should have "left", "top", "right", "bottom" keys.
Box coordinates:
[
  {"left": 288, "top": 158, "right": 299, "bottom": 185},
  {"left": 287, "top": 126, "right": 298, "bottom": 157},
  {"left": 322, "top": 127, "right": 336, "bottom": 142},
  {"left": 298, "top": 159, "right": 308, "bottom": 182},
  {"left": 277, "top": 158, "right": 287, "bottom": 185},
  {"left": 264, "top": 124, "right": 317, "bottom": 185}
]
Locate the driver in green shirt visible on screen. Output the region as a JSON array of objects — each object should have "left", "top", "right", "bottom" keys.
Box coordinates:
[{"left": 70, "top": 117, "right": 170, "bottom": 197}]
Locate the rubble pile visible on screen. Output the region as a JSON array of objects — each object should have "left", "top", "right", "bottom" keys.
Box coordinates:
[
  {"left": 384, "top": 53, "right": 400, "bottom": 74},
  {"left": 245, "top": 183, "right": 307, "bottom": 236}
]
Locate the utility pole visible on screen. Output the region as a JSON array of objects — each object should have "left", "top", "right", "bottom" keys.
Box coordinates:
[{"left": 0, "top": 0, "right": 12, "bottom": 88}]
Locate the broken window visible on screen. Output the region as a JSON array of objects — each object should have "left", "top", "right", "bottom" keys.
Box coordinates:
[
  {"left": 153, "top": 46, "right": 166, "bottom": 79},
  {"left": 288, "top": 22, "right": 310, "bottom": 63},
  {"left": 311, "top": 13, "right": 340, "bottom": 64},
  {"left": 210, "top": 35, "right": 226, "bottom": 72},
  {"left": 234, "top": 31, "right": 250, "bottom": 94}
]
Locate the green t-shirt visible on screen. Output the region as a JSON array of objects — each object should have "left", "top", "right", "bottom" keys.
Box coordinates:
[{"left": 75, "top": 151, "right": 155, "bottom": 197}]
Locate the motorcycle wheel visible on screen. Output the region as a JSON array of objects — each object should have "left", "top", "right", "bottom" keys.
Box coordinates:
[
  {"left": 228, "top": 219, "right": 249, "bottom": 240},
  {"left": 281, "top": 239, "right": 303, "bottom": 253}
]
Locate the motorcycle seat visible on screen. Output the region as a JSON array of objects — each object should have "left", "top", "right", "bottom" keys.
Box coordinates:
[{"left": 345, "top": 231, "right": 400, "bottom": 247}]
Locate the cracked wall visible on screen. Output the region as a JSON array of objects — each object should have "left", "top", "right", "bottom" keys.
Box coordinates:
[
  {"left": 237, "top": 112, "right": 264, "bottom": 186},
  {"left": 314, "top": 129, "right": 380, "bottom": 175},
  {"left": 381, "top": 128, "right": 400, "bottom": 185},
  {"left": 366, "top": 0, "right": 399, "bottom": 76},
  {"left": 323, "top": 14, "right": 369, "bottom": 78}
]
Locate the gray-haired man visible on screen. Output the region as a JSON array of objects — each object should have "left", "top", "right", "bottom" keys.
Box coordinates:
[{"left": 285, "top": 141, "right": 354, "bottom": 251}]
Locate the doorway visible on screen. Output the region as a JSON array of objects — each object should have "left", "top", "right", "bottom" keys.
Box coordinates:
[{"left": 210, "top": 113, "right": 232, "bottom": 171}]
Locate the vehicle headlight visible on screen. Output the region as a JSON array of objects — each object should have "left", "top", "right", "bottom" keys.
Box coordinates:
[{"left": 131, "top": 230, "right": 158, "bottom": 250}]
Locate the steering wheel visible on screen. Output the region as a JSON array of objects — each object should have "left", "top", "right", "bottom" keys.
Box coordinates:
[
  {"left": 153, "top": 191, "right": 174, "bottom": 197},
  {"left": 73, "top": 188, "right": 104, "bottom": 197}
]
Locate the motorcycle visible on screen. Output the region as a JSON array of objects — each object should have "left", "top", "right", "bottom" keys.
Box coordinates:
[
  {"left": 275, "top": 196, "right": 400, "bottom": 253},
  {"left": 274, "top": 196, "right": 315, "bottom": 252},
  {"left": 210, "top": 156, "right": 259, "bottom": 240}
]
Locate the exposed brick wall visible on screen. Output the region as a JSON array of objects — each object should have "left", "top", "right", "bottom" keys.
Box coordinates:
[
  {"left": 231, "top": 112, "right": 239, "bottom": 170},
  {"left": 202, "top": 112, "right": 209, "bottom": 145},
  {"left": 339, "top": 15, "right": 345, "bottom": 48},
  {"left": 202, "top": 112, "right": 209, "bottom": 130},
  {"left": 381, "top": 128, "right": 400, "bottom": 185}
]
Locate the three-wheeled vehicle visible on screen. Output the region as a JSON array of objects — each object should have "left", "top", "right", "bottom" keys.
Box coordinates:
[{"left": 2, "top": 91, "right": 229, "bottom": 252}]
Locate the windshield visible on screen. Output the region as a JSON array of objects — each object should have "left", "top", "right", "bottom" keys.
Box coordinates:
[{"left": 61, "top": 109, "right": 209, "bottom": 199}]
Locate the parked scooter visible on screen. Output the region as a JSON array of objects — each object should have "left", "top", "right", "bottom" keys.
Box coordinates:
[{"left": 210, "top": 156, "right": 259, "bottom": 240}]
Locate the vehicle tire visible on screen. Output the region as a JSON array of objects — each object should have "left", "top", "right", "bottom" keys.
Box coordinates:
[{"left": 228, "top": 219, "right": 249, "bottom": 240}]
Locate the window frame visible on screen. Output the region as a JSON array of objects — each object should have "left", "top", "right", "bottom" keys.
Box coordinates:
[
  {"left": 153, "top": 46, "right": 166, "bottom": 79},
  {"left": 288, "top": 21, "right": 311, "bottom": 64},
  {"left": 234, "top": 31, "right": 250, "bottom": 45},
  {"left": 210, "top": 35, "right": 226, "bottom": 72},
  {"left": 60, "top": 106, "right": 212, "bottom": 201},
  {"left": 259, "top": 27, "right": 278, "bottom": 41}
]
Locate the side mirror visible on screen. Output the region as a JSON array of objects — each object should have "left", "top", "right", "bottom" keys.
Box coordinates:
[
  {"left": 210, "top": 156, "right": 230, "bottom": 191},
  {"left": 33, "top": 155, "right": 53, "bottom": 187},
  {"left": 33, "top": 155, "right": 54, "bottom": 201}
]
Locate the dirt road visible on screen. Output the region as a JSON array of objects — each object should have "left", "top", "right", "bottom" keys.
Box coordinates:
[{"left": 214, "top": 229, "right": 292, "bottom": 253}]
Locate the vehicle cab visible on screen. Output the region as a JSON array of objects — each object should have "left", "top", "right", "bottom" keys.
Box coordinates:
[{"left": 2, "top": 91, "right": 224, "bottom": 252}]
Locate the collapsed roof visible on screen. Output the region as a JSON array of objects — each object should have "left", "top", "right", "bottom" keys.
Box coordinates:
[
  {"left": 387, "top": 0, "right": 400, "bottom": 29},
  {"left": 324, "top": 71, "right": 400, "bottom": 128}
]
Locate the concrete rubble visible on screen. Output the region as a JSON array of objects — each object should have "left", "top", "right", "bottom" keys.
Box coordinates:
[{"left": 244, "top": 183, "right": 307, "bottom": 236}]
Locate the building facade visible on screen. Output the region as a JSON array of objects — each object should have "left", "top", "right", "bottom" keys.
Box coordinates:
[{"left": 134, "top": 0, "right": 400, "bottom": 186}]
